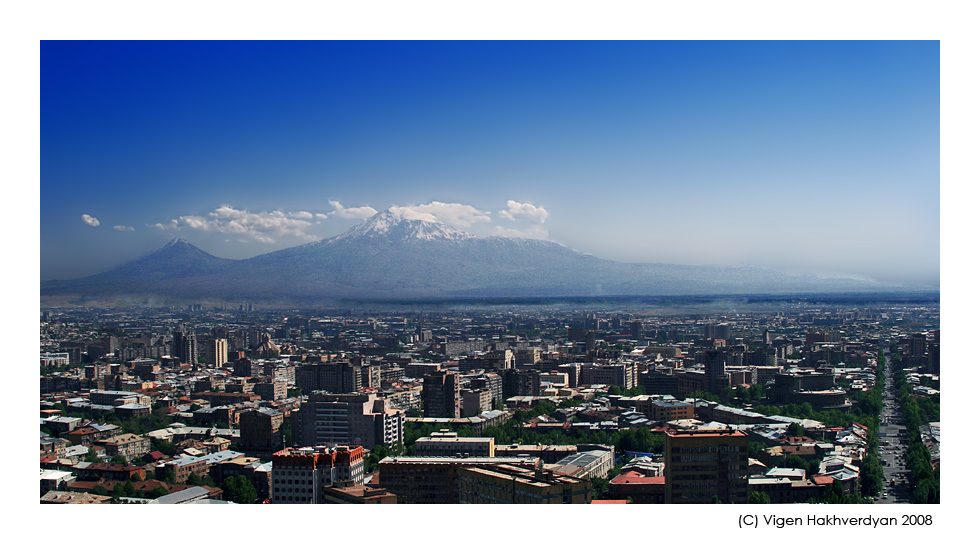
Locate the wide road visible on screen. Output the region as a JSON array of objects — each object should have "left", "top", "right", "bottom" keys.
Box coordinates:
[{"left": 876, "top": 352, "right": 910, "bottom": 504}]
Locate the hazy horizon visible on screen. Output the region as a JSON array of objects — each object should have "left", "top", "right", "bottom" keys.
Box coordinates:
[{"left": 41, "top": 41, "right": 939, "bottom": 287}]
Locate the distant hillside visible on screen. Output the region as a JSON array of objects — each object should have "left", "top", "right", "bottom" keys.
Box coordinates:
[{"left": 41, "top": 208, "right": 904, "bottom": 305}]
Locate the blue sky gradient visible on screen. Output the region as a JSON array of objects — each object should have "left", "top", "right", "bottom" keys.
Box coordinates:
[{"left": 41, "top": 40, "right": 939, "bottom": 286}]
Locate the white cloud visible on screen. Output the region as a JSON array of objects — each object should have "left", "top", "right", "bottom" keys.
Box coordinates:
[
  {"left": 491, "top": 224, "right": 550, "bottom": 240},
  {"left": 390, "top": 201, "right": 491, "bottom": 228},
  {"left": 498, "top": 200, "right": 548, "bottom": 223},
  {"left": 81, "top": 214, "right": 100, "bottom": 227},
  {"left": 315, "top": 213, "right": 329, "bottom": 219},
  {"left": 150, "top": 219, "right": 179, "bottom": 230},
  {"left": 153, "top": 206, "right": 321, "bottom": 243},
  {"left": 328, "top": 201, "right": 378, "bottom": 220},
  {"left": 112, "top": 225, "right": 134, "bottom": 231}
]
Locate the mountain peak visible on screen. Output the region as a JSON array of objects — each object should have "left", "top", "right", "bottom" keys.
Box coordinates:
[
  {"left": 164, "top": 237, "right": 192, "bottom": 247},
  {"left": 330, "top": 207, "right": 476, "bottom": 243}
]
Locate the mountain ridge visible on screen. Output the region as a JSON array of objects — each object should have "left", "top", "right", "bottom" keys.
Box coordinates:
[{"left": 41, "top": 210, "right": 921, "bottom": 304}]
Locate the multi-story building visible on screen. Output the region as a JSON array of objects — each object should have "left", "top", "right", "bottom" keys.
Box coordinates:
[
  {"left": 769, "top": 371, "right": 847, "bottom": 409},
  {"left": 503, "top": 369, "right": 540, "bottom": 398},
  {"left": 296, "top": 393, "right": 404, "bottom": 449},
  {"left": 495, "top": 444, "right": 577, "bottom": 464},
  {"left": 665, "top": 428, "right": 749, "bottom": 504},
  {"left": 704, "top": 323, "right": 732, "bottom": 342},
  {"left": 239, "top": 408, "right": 284, "bottom": 461},
  {"left": 359, "top": 362, "right": 381, "bottom": 389},
  {"left": 296, "top": 361, "right": 362, "bottom": 394},
  {"left": 423, "top": 370, "right": 460, "bottom": 418},
  {"left": 271, "top": 445, "right": 365, "bottom": 504},
  {"left": 89, "top": 389, "right": 152, "bottom": 407},
  {"left": 378, "top": 385, "right": 423, "bottom": 411},
  {"left": 461, "top": 388, "right": 492, "bottom": 416},
  {"left": 608, "top": 470, "right": 666, "bottom": 503},
  {"left": 458, "top": 464, "right": 591, "bottom": 504},
  {"left": 253, "top": 380, "right": 288, "bottom": 401},
  {"left": 99, "top": 433, "right": 150, "bottom": 462},
  {"left": 486, "top": 349, "right": 514, "bottom": 371},
  {"left": 414, "top": 431, "right": 495, "bottom": 458},
  {"left": 551, "top": 445, "right": 616, "bottom": 480},
  {"left": 205, "top": 338, "right": 228, "bottom": 368},
  {"left": 321, "top": 483, "right": 397, "bottom": 503},
  {"left": 64, "top": 423, "right": 121, "bottom": 446},
  {"left": 582, "top": 362, "right": 636, "bottom": 390},
  {"left": 638, "top": 397, "right": 695, "bottom": 423},
  {"left": 515, "top": 348, "right": 541, "bottom": 368},
  {"left": 702, "top": 349, "right": 729, "bottom": 394},
  {"left": 173, "top": 328, "right": 198, "bottom": 365},
  {"left": 160, "top": 455, "right": 209, "bottom": 484},
  {"left": 378, "top": 456, "right": 540, "bottom": 504}
]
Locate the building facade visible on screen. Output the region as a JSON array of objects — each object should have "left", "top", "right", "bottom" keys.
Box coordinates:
[
  {"left": 271, "top": 445, "right": 365, "bottom": 504},
  {"left": 665, "top": 429, "right": 749, "bottom": 504}
]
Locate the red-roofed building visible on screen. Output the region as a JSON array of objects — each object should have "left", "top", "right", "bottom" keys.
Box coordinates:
[
  {"left": 591, "top": 499, "right": 629, "bottom": 504},
  {"left": 811, "top": 475, "right": 834, "bottom": 487},
  {"left": 608, "top": 470, "right": 665, "bottom": 503},
  {"left": 144, "top": 451, "right": 167, "bottom": 463}
]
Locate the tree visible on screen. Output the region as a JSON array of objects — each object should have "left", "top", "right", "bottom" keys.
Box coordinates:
[
  {"left": 221, "top": 475, "right": 258, "bottom": 504},
  {"left": 159, "top": 467, "right": 176, "bottom": 485},
  {"left": 84, "top": 449, "right": 100, "bottom": 463},
  {"left": 116, "top": 481, "right": 137, "bottom": 498},
  {"left": 787, "top": 422, "right": 805, "bottom": 437},
  {"left": 110, "top": 454, "right": 129, "bottom": 466},
  {"left": 749, "top": 491, "right": 771, "bottom": 504},
  {"left": 591, "top": 477, "right": 610, "bottom": 500},
  {"left": 147, "top": 486, "right": 170, "bottom": 499},
  {"left": 186, "top": 472, "right": 215, "bottom": 487}
]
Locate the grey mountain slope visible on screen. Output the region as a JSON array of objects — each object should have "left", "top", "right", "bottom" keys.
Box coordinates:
[
  {"left": 41, "top": 209, "right": 891, "bottom": 301},
  {"left": 41, "top": 238, "right": 235, "bottom": 296}
]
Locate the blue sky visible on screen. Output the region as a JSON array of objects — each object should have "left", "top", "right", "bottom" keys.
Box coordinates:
[{"left": 41, "top": 40, "right": 939, "bottom": 285}]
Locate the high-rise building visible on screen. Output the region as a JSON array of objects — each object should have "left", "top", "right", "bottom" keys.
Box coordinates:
[
  {"left": 296, "top": 361, "right": 362, "bottom": 394},
  {"left": 630, "top": 321, "right": 643, "bottom": 340},
  {"left": 909, "top": 333, "right": 928, "bottom": 358},
  {"left": 423, "top": 370, "right": 461, "bottom": 418},
  {"left": 665, "top": 428, "right": 749, "bottom": 504},
  {"left": 238, "top": 407, "right": 284, "bottom": 461},
  {"left": 486, "top": 349, "right": 514, "bottom": 371},
  {"left": 582, "top": 362, "right": 637, "bottom": 390},
  {"left": 702, "top": 349, "right": 729, "bottom": 394},
  {"left": 461, "top": 388, "right": 492, "bottom": 416},
  {"left": 173, "top": 327, "right": 198, "bottom": 365},
  {"left": 503, "top": 369, "right": 541, "bottom": 398},
  {"left": 704, "top": 323, "right": 732, "bottom": 342},
  {"left": 296, "top": 393, "right": 404, "bottom": 449},
  {"left": 205, "top": 338, "right": 228, "bottom": 368},
  {"left": 515, "top": 348, "right": 540, "bottom": 368}
]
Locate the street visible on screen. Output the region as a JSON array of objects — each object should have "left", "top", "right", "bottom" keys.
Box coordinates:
[{"left": 876, "top": 353, "right": 910, "bottom": 504}]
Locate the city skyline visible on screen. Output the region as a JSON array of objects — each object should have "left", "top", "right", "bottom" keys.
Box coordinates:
[{"left": 41, "top": 41, "right": 938, "bottom": 287}]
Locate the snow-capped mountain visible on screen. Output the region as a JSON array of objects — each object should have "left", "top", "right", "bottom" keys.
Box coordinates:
[
  {"left": 41, "top": 209, "right": 904, "bottom": 304},
  {"left": 329, "top": 207, "right": 477, "bottom": 243}
]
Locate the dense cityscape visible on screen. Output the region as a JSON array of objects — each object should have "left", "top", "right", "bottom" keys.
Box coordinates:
[{"left": 38, "top": 298, "right": 940, "bottom": 505}]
